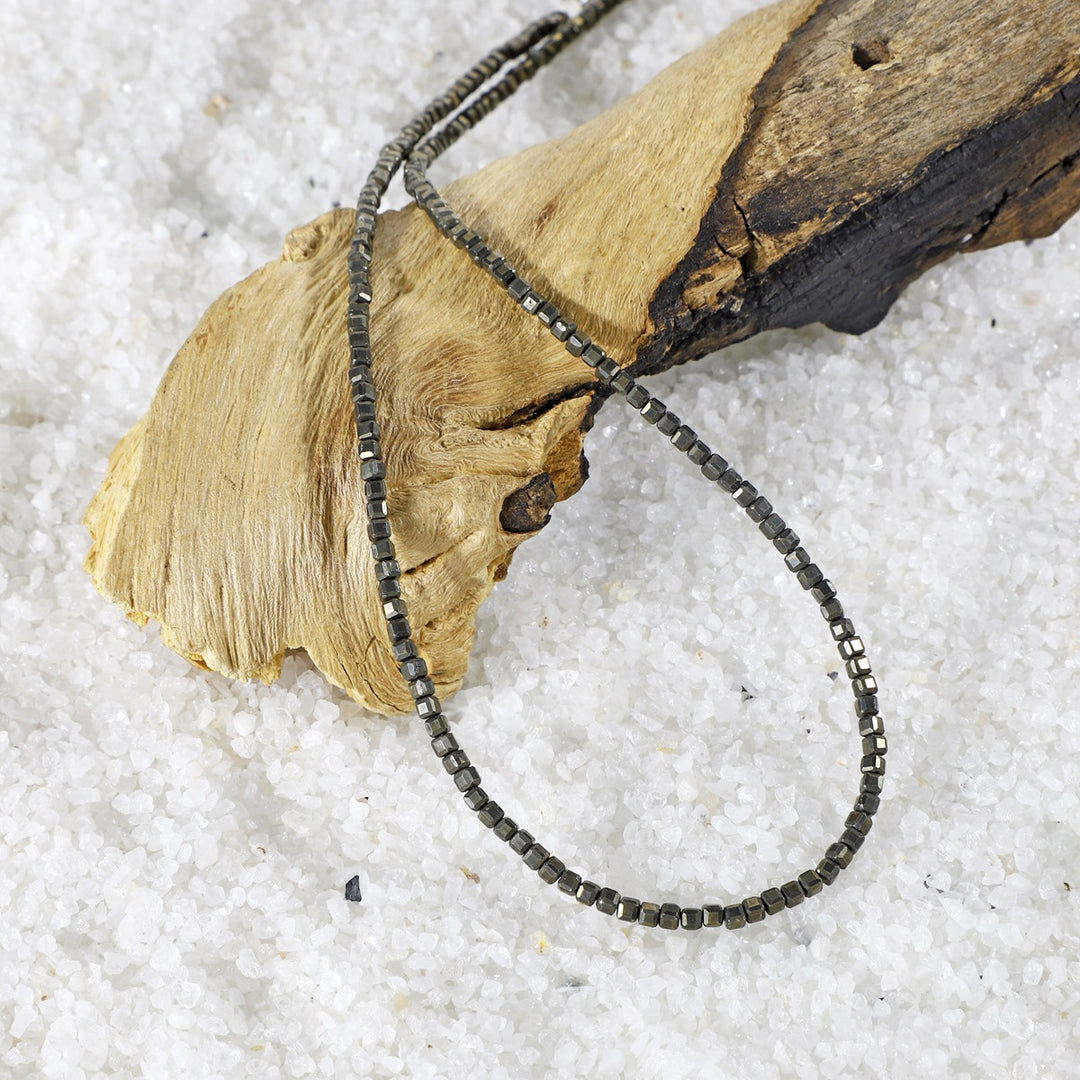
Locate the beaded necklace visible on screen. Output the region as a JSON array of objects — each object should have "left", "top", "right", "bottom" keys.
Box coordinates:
[{"left": 346, "top": 1, "right": 885, "bottom": 930}]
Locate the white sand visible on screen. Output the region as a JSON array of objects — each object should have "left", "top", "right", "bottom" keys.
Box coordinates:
[{"left": 2, "top": 0, "right": 1079, "bottom": 1076}]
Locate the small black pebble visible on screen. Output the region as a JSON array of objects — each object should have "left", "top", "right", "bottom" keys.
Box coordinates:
[{"left": 344, "top": 875, "right": 362, "bottom": 903}]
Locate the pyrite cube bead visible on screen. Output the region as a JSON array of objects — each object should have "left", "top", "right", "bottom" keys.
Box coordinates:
[
  {"left": 798, "top": 870, "right": 824, "bottom": 897},
  {"left": 478, "top": 802, "right": 505, "bottom": 829},
  {"left": 861, "top": 773, "right": 885, "bottom": 795},
  {"left": 493, "top": 816, "right": 517, "bottom": 842},
  {"left": 681, "top": 907, "right": 704, "bottom": 931},
  {"left": 509, "top": 830, "right": 534, "bottom": 855},
  {"left": 826, "top": 842, "right": 854, "bottom": 869},
  {"left": 863, "top": 734, "right": 888, "bottom": 756},
  {"left": 463, "top": 787, "right": 488, "bottom": 812},
  {"left": 453, "top": 767, "right": 480, "bottom": 792},
  {"left": 854, "top": 792, "right": 881, "bottom": 815},
  {"left": 400, "top": 657, "right": 427, "bottom": 680},
  {"left": 576, "top": 880, "right": 601, "bottom": 906},
  {"left": 859, "top": 714, "right": 885, "bottom": 737},
  {"left": 617, "top": 897, "right": 642, "bottom": 922},
  {"left": 742, "top": 896, "right": 767, "bottom": 923},
  {"left": 760, "top": 888, "right": 785, "bottom": 915},
  {"left": 442, "top": 750, "right": 469, "bottom": 774},
  {"left": 538, "top": 856, "right": 565, "bottom": 884},
  {"left": 522, "top": 844, "right": 550, "bottom": 871},
  {"left": 652, "top": 410, "right": 678, "bottom": 436},
  {"left": 658, "top": 903, "right": 681, "bottom": 930},
  {"left": 846, "top": 811, "right": 873, "bottom": 835},
  {"left": 566, "top": 333, "right": 590, "bottom": 358},
  {"left": 780, "top": 881, "right": 805, "bottom": 907},
  {"left": 557, "top": 869, "right": 582, "bottom": 895},
  {"left": 638, "top": 902, "right": 661, "bottom": 927},
  {"left": 595, "top": 888, "right": 620, "bottom": 916},
  {"left": 701, "top": 454, "right": 728, "bottom": 481},
  {"left": 723, "top": 905, "right": 746, "bottom": 930},
  {"left": 816, "top": 858, "right": 841, "bottom": 885},
  {"left": 841, "top": 827, "right": 867, "bottom": 853},
  {"left": 702, "top": 904, "right": 724, "bottom": 928}
]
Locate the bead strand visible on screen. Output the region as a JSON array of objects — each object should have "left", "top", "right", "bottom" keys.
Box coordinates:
[{"left": 348, "top": 1, "right": 885, "bottom": 929}]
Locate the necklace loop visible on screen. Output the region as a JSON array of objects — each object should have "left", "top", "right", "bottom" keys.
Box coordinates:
[{"left": 346, "top": 1, "right": 886, "bottom": 929}]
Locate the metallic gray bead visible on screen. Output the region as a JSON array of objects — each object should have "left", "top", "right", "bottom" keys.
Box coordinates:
[
  {"left": 702, "top": 904, "right": 724, "bottom": 928},
  {"left": 509, "top": 830, "right": 534, "bottom": 855},
  {"left": 658, "top": 903, "right": 681, "bottom": 930},
  {"left": 723, "top": 905, "right": 746, "bottom": 930},
  {"left": 860, "top": 753, "right": 886, "bottom": 776},
  {"left": 854, "top": 792, "right": 881, "bottom": 815},
  {"left": 784, "top": 547, "right": 810, "bottom": 572},
  {"left": 616, "top": 897, "right": 641, "bottom": 922},
  {"left": 581, "top": 344, "right": 605, "bottom": 368},
  {"left": 798, "top": 870, "right": 824, "bottom": 897},
  {"left": 383, "top": 598, "right": 408, "bottom": 621},
  {"left": 852, "top": 675, "right": 878, "bottom": 697},
  {"left": 841, "top": 826, "right": 867, "bottom": 852},
  {"left": 507, "top": 277, "right": 529, "bottom": 300},
  {"left": 367, "top": 499, "right": 390, "bottom": 522},
  {"left": 862, "top": 734, "right": 888, "bottom": 756},
  {"left": 838, "top": 636, "right": 865, "bottom": 660},
  {"left": 718, "top": 468, "right": 743, "bottom": 493},
  {"left": 566, "top": 331, "right": 591, "bottom": 358},
  {"left": 538, "top": 856, "right": 565, "bottom": 883},
  {"left": 369, "top": 520, "right": 392, "bottom": 543},
  {"left": 521, "top": 292, "right": 543, "bottom": 314},
  {"left": 371, "top": 538, "right": 395, "bottom": 562},
  {"left": 557, "top": 868, "right": 582, "bottom": 895},
  {"left": 733, "top": 482, "right": 758, "bottom": 508},
  {"left": 861, "top": 772, "right": 884, "bottom": 795},
  {"left": 596, "top": 358, "right": 621, "bottom": 383},
  {"left": 855, "top": 693, "right": 879, "bottom": 717},
  {"left": 845, "top": 810, "right": 873, "bottom": 835},
  {"left": 780, "top": 881, "right": 804, "bottom": 907},
  {"left": 390, "top": 639, "right": 416, "bottom": 662},
  {"left": 671, "top": 425, "right": 697, "bottom": 451},
  {"left": 415, "top": 696, "right": 441, "bottom": 720},
  {"left": 797, "top": 564, "right": 824, "bottom": 589},
  {"left": 453, "top": 767, "right": 480, "bottom": 792},
  {"left": 859, "top": 714, "right": 885, "bottom": 737},
  {"left": 773, "top": 529, "right": 800, "bottom": 554},
  {"left": 442, "top": 749, "right": 469, "bottom": 774},
  {"left": 536, "top": 302, "right": 560, "bottom": 326},
  {"left": 759, "top": 512, "right": 785, "bottom": 539},
  {"left": 826, "top": 845, "right": 853, "bottom": 872},
  {"left": 746, "top": 497, "right": 772, "bottom": 522},
  {"left": 681, "top": 907, "right": 704, "bottom": 930},
  {"left": 638, "top": 902, "right": 661, "bottom": 927},
  {"left": 354, "top": 402, "right": 377, "bottom": 424},
  {"left": 611, "top": 371, "right": 634, "bottom": 394},
  {"left": 462, "top": 786, "right": 487, "bottom": 811},
  {"left": 374, "top": 559, "right": 400, "bottom": 581},
  {"left": 812, "top": 577, "right": 835, "bottom": 603},
  {"left": 846, "top": 655, "right": 872, "bottom": 679},
  {"left": 759, "top": 888, "right": 785, "bottom": 915},
  {"left": 576, "top": 880, "right": 601, "bottom": 906},
  {"left": 430, "top": 733, "right": 458, "bottom": 757},
  {"left": 821, "top": 598, "right": 845, "bottom": 621},
  {"left": 655, "top": 411, "right": 680, "bottom": 437},
  {"left": 424, "top": 715, "right": 449, "bottom": 738},
  {"left": 625, "top": 385, "right": 649, "bottom": 409},
  {"left": 409, "top": 676, "right": 435, "bottom": 699},
  {"left": 742, "top": 896, "right": 767, "bottom": 923},
  {"left": 831, "top": 618, "right": 856, "bottom": 641},
  {"left": 639, "top": 399, "right": 665, "bottom": 424},
  {"left": 686, "top": 440, "right": 711, "bottom": 466},
  {"left": 361, "top": 459, "right": 386, "bottom": 481},
  {"left": 816, "top": 858, "right": 841, "bottom": 885},
  {"left": 550, "top": 318, "right": 576, "bottom": 341},
  {"left": 400, "top": 657, "right": 427, "bottom": 680},
  {"left": 595, "top": 888, "right": 620, "bottom": 915},
  {"left": 493, "top": 816, "right": 517, "bottom": 842},
  {"left": 701, "top": 454, "right": 728, "bottom": 482}
]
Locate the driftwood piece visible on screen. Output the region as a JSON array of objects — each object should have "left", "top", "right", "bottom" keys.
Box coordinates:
[{"left": 85, "top": 0, "right": 1080, "bottom": 714}]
